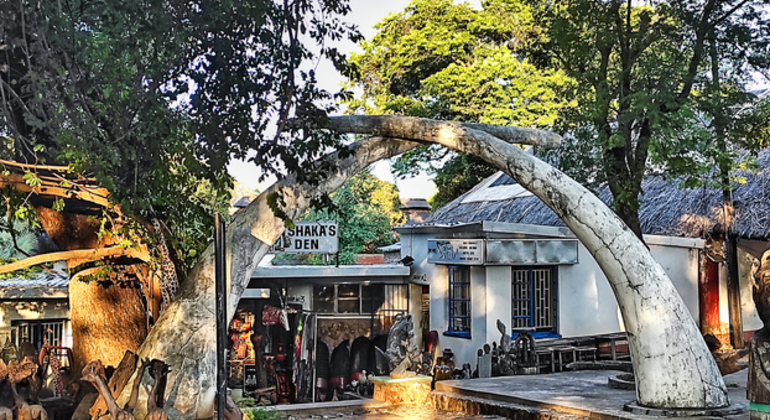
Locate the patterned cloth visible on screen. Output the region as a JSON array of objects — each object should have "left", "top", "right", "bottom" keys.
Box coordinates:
[{"left": 153, "top": 219, "right": 179, "bottom": 307}]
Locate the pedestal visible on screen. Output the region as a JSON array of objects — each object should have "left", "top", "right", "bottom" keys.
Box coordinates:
[{"left": 371, "top": 375, "right": 432, "bottom": 405}]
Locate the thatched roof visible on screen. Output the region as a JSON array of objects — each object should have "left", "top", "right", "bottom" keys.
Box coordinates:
[{"left": 428, "top": 150, "right": 770, "bottom": 241}]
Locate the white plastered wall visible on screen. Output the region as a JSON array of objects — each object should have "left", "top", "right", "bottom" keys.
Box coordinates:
[
  {"left": 402, "top": 229, "right": 706, "bottom": 367},
  {"left": 485, "top": 266, "right": 511, "bottom": 345},
  {"left": 558, "top": 241, "right": 700, "bottom": 338},
  {"left": 0, "top": 299, "right": 71, "bottom": 348}
]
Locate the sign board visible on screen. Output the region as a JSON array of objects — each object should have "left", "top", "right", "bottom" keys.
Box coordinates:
[
  {"left": 277, "top": 221, "right": 339, "bottom": 254},
  {"left": 486, "top": 239, "right": 578, "bottom": 265},
  {"left": 243, "top": 363, "right": 258, "bottom": 393},
  {"left": 427, "top": 239, "right": 484, "bottom": 265}
]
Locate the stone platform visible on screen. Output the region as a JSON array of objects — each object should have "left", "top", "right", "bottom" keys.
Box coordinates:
[
  {"left": 371, "top": 375, "right": 433, "bottom": 405},
  {"left": 434, "top": 369, "right": 749, "bottom": 420}
]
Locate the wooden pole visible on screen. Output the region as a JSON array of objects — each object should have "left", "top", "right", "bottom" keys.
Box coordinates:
[
  {"left": 215, "top": 213, "right": 227, "bottom": 420},
  {"left": 726, "top": 233, "right": 744, "bottom": 348}
]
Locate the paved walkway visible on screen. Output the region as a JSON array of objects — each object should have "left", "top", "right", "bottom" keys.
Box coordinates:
[{"left": 434, "top": 369, "right": 749, "bottom": 420}]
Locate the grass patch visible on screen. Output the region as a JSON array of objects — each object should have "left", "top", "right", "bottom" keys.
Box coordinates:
[{"left": 243, "top": 407, "right": 283, "bottom": 420}]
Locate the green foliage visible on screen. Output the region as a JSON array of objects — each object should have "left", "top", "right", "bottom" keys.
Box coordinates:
[
  {"left": 347, "top": 0, "right": 575, "bottom": 204},
  {"left": 0, "top": 217, "right": 47, "bottom": 279},
  {"left": 429, "top": 154, "right": 498, "bottom": 210},
  {"left": 276, "top": 170, "right": 403, "bottom": 265},
  {"left": 529, "top": 0, "right": 770, "bottom": 236},
  {"left": 0, "top": 0, "right": 361, "bottom": 268},
  {"left": 242, "top": 408, "right": 282, "bottom": 420}
]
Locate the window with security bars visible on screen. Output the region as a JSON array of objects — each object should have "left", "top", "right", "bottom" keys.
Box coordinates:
[
  {"left": 448, "top": 266, "right": 471, "bottom": 337},
  {"left": 313, "top": 283, "right": 409, "bottom": 334},
  {"left": 313, "top": 284, "right": 408, "bottom": 315},
  {"left": 11, "top": 319, "right": 67, "bottom": 351},
  {"left": 512, "top": 267, "right": 556, "bottom": 334}
]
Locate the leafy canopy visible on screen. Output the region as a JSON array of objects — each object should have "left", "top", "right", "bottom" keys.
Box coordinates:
[
  {"left": 529, "top": 0, "right": 770, "bottom": 237},
  {"left": 278, "top": 169, "right": 403, "bottom": 265},
  {"left": 346, "top": 0, "right": 575, "bottom": 209},
  {"left": 0, "top": 0, "right": 361, "bottom": 267}
]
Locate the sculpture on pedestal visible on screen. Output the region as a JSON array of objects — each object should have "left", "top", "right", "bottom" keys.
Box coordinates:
[
  {"left": 385, "top": 314, "right": 421, "bottom": 378},
  {"left": 749, "top": 249, "right": 770, "bottom": 419}
]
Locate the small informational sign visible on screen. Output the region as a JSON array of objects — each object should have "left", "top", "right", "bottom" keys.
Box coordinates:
[
  {"left": 243, "top": 363, "right": 258, "bottom": 393},
  {"left": 277, "top": 221, "right": 339, "bottom": 254},
  {"left": 427, "top": 239, "right": 484, "bottom": 265},
  {"left": 486, "top": 239, "right": 578, "bottom": 265}
]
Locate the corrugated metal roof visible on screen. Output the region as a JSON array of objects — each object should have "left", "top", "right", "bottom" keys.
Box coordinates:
[{"left": 0, "top": 270, "right": 69, "bottom": 299}]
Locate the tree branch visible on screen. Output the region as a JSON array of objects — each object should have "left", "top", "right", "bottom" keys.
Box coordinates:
[
  {"left": 0, "top": 247, "right": 150, "bottom": 275},
  {"left": 325, "top": 116, "right": 563, "bottom": 149},
  {"left": 0, "top": 172, "right": 111, "bottom": 209}
]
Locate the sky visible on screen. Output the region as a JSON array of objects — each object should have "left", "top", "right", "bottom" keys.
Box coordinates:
[{"left": 227, "top": 0, "right": 438, "bottom": 199}]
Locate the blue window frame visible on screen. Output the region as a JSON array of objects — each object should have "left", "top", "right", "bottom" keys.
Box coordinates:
[
  {"left": 446, "top": 265, "right": 471, "bottom": 338},
  {"left": 512, "top": 266, "right": 559, "bottom": 339}
]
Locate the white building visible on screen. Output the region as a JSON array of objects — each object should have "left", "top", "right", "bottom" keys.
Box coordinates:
[{"left": 396, "top": 165, "right": 770, "bottom": 367}]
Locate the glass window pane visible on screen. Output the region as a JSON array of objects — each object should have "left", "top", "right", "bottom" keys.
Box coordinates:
[
  {"left": 313, "top": 285, "right": 334, "bottom": 313},
  {"left": 338, "top": 284, "right": 359, "bottom": 298},
  {"left": 338, "top": 299, "right": 360, "bottom": 313}
]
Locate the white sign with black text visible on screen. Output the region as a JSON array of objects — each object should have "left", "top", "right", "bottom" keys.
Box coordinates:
[{"left": 278, "top": 221, "right": 339, "bottom": 254}]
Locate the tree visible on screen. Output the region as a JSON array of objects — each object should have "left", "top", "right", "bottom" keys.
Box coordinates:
[
  {"left": 302, "top": 169, "right": 403, "bottom": 263},
  {"left": 0, "top": 0, "right": 360, "bottom": 370},
  {"left": 346, "top": 0, "right": 575, "bottom": 207},
  {"left": 528, "top": 0, "right": 770, "bottom": 240},
  {"left": 116, "top": 116, "right": 726, "bottom": 419}
]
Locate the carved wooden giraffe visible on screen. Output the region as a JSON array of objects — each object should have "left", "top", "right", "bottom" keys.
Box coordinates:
[
  {"left": 81, "top": 360, "right": 134, "bottom": 420},
  {"left": 124, "top": 358, "right": 149, "bottom": 412}
]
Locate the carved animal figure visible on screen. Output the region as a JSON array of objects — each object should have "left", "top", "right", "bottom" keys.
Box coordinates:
[
  {"left": 125, "top": 359, "right": 150, "bottom": 412},
  {"left": 8, "top": 357, "right": 48, "bottom": 420},
  {"left": 145, "top": 359, "right": 170, "bottom": 420},
  {"left": 81, "top": 360, "right": 134, "bottom": 420},
  {"left": 0, "top": 360, "right": 12, "bottom": 420},
  {"left": 7, "top": 357, "right": 40, "bottom": 402},
  {"left": 385, "top": 314, "right": 413, "bottom": 370},
  {"left": 496, "top": 319, "right": 513, "bottom": 354}
]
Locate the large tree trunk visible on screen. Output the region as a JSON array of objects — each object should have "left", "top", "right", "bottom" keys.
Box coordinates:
[
  {"left": 69, "top": 269, "right": 148, "bottom": 374},
  {"left": 35, "top": 207, "right": 150, "bottom": 373},
  {"left": 326, "top": 115, "right": 728, "bottom": 409},
  {"left": 118, "top": 116, "right": 726, "bottom": 418},
  {"left": 116, "top": 137, "right": 423, "bottom": 419}
]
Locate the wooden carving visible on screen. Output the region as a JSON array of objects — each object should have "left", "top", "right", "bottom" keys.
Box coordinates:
[
  {"left": 8, "top": 358, "right": 47, "bottom": 420},
  {"left": 89, "top": 351, "right": 138, "bottom": 420},
  {"left": 145, "top": 360, "right": 170, "bottom": 420},
  {"left": 0, "top": 359, "right": 12, "bottom": 420},
  {"left": 81, "top": 360, "right": 134, "bottom": 420},
  {"left": 124, "top": 359, "right": 149, "bottom": 413},
  {"left": 749, "top": 250, "right": 770, "bottom": 406}
]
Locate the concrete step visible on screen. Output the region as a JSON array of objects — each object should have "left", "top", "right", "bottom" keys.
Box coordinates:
[{"left": 431, "top": 390, "right": 588, "bottom": 420}]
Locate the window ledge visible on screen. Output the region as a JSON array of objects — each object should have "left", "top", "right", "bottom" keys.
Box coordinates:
[{"left": 443, "top": 331, "right": 471, "bottom": 339}]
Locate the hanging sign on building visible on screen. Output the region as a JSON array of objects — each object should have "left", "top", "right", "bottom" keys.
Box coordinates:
[
  {"left": 276, "top": 221, "right": 339, "bottom": 254},
  {"left": 427, "top": 239, "right": 484, "bottom": 265}
]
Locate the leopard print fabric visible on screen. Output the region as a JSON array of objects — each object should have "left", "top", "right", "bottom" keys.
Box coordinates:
[{"left": 153, "top": 219, "right": 179, "bottom": 307}]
